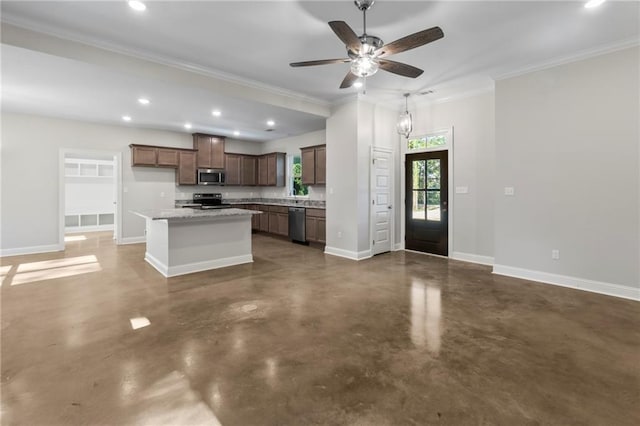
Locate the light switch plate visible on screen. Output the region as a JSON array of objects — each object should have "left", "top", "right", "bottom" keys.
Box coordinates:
[
  {"left": 504, "top": 187, "right": 515, "bottom": 196},
  {"left": 456, "top": 186, "right": 469, "bottom": 194}
]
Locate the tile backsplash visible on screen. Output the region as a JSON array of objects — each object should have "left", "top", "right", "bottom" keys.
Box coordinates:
[{"left": 176, "top": 185, "right": 325, "bottom": 201}]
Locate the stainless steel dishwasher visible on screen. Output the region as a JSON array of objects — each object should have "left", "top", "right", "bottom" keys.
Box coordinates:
[{"left": 288, "top": 207, "right": 306, "bottom": 243}]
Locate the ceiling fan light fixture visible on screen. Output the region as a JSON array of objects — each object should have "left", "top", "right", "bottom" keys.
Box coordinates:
[
  {"left": 128, "top": 1, "right": 146, "bottom": 12},
  {"left": 584, "top": 0, "right": 606, "bottom": 8},
  {"left": 396, "top": 93, "right": 412, "bottom": 139},
  {"left": 351, "top": 56, "right": 379, "bottom": 77}
]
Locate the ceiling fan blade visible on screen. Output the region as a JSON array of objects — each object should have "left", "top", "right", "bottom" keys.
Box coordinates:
[
  {"left": 340, "top": 71, "right": 358, "bottom": 89},
  {"left": 329, "top": 21, "right": 362, "bottom": 52},
  {"left": 290, "top": 58, "right": 351, "bottom": 67},
  {"left": 377, "top": 26, "right": 444, "bottom": 58},
  {"left": 378, "top": 59, "right": 424, "bottom": 78}
]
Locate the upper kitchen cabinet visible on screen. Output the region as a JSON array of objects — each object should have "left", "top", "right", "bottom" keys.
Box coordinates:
[
  {"left": 225, "top": 153, "right": 242, "bottom": 185},
  {"left": 225, "top": 154, "right": 258, "bottom": 186},
  {"left": 176, "top": 150, "right": 197, "bottom": 185},
  {"left": 130, "top": 144, "right": 197, "bottom": 184},
  {"left": 258, "top": 153, "right": 286, "bottom": 187},
  {"left": 157, "top": 148, "right": 180, "bottom": 167},
  {"left": 193, "top": 133, "right": 225, "bottom": 169},
  {"left": 130, "top": 144, "right": 157, "bottom": 166},
  {"left": 301, "top": 144, "right": 326, "bottom": 185},
  {"left": 241, "top": 156, "right": 257, "bottom": 186}
]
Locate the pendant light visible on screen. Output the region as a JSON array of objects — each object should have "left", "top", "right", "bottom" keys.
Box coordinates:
[{"left": 396, "top": 93, "right": 412, "bottom": 139}]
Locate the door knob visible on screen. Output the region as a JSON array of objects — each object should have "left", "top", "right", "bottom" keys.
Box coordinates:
[{"left": 388, "top": 205, "right": 392, "bottom": 209}]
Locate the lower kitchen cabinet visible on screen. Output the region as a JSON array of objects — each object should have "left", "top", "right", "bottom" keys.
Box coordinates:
[
  {"left": 306, "top": 208, "right": 326, "bottom": 244},
  {"left": 259, "top": 209, "right": 269, "bottom": 232},
  {"left": 267, "top": 205, "right": 288, "bottom": 237}
]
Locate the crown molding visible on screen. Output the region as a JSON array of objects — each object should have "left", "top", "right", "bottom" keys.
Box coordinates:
[
  {"left": 0, "top": 16, "right": 331, "bottom": 111},
  {"left": 494, "top": 37, "right": 640, "bottom": 81}
]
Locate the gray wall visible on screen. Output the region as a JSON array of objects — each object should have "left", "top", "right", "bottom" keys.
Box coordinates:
[
  {"left": 410, "top": 91, "right": 496, "bottom": 260},
  {"left": 494, "top": 46, "right": 639, "bottom": 290}
]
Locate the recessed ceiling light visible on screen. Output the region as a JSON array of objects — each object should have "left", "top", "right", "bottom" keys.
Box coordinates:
[
  {"left": 267, "top": 120, "right": 275, "bottom": 127},
  {"left": 584, "top": 0, "right": 606, "bottom": 8},
  {"left": 212, "top": 110, "right": 221, "bottom": 117},
  {"left": 122, "top": 116, "right": 132, "bottom": 122},
  {"left": 128, "top": 1, "right": 146, "bottom": 12},
  {"left": 184, "top": 123, "right": 192, "bottom": 129},
  {"left": 138, "top": 98, "right": 150, "bottom": 105},
  {"left": 353, "top": 81, "right": 363, "bottom": 88},
  {"left": 233, "top": 130, "right": 240, "bottom": 137}
]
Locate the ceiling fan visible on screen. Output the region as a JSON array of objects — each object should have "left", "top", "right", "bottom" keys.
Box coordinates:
[{"left": 290, "top": 0, "right": 444, "bottom": 89}]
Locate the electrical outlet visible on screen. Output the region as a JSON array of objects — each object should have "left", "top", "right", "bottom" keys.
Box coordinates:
[
  {"left": 551, "top": 249, "right": 560, "bottom": 260},
  {"left": 504, "top": 187, "right": 515, "bottom": 196},
  {"left": 337, "top": 231, "right": 342, "bottom": 238},
  {"left": 160, "top": 192, "right": 165, "bottom": 197}
]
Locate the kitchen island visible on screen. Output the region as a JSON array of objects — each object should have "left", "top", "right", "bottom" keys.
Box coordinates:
[{"left": 131, "top": 208, "right": 259, "bottom": 278}]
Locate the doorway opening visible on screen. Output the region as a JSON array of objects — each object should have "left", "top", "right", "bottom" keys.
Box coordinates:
[
  {"left": 405, "top": 151, "right": 448, "bottom": 255},
  {"left": 402, "top": 129, "right": 453, "bottom": 257},
  {"left": 59, "top": 149, "right": 122, "bottom": 249}
]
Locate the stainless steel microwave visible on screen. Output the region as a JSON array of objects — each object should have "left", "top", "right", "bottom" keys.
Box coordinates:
[{"left": 197, "top": 169, "right": 225, "bottom": 185}]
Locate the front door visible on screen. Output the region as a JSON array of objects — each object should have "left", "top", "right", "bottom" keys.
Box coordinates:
[{"left": 405, "top": 151, "right": 448, "bottom": 255}]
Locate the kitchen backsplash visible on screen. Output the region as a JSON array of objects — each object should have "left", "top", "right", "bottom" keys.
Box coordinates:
[{"left": 175, "top": 185, "right": 325, "bottom": 202}]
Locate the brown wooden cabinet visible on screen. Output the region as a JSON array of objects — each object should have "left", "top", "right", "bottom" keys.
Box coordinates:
[
  {"left": 224, "top": 154, "right": 258, "bottom": 186},
  {"left": 242, "top": 156, "right": 257, "bottom": 186},
  {"left": 259, "top": 207, "right": 269, "bottom": 232},
  {"left": 157, "top": 148, "right": 179, "bottom": 167},
  {"left": 267, "top": 205, "right": 288, "bottom": 237},
  {"left": 253, "top": 204, "right": 288, "bottom": 237},
  {"left": 225, "top": 154, "right": 242, "bottom": 185},
  {"left": 176, "top": 151, "right": 197, "bottom": 185},
  {"left": 193, "top": 133, "right": 225, "bottom": 169},
  {"left": 315, "top": 146, "right": 326, "bottom": 185},
  {"left": 249, "top": 205, "right": 261, "bottom": 230},
  {"left": 130, "top": 144, "right": 197, "bottom": 185},
  {"left": 131, "top": 145, "right": 157, "bottom": 166},
  {"left": 258, "top": 156, "right": 268, "bottom": 186},
  {"left": 258, "top": 152, "right": 286, "bottom": 186},
  {"left": 306, "top": 208, "right": 326, "bottom": 244},
  {"left": 301, "top": 145, "right": 326, "bottom": 186}
]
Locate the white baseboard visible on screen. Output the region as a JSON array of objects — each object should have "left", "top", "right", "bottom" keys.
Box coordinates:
[
  {"left": 65, "top": 225, "right": 114, "bottom": 233},
  {"left": 145, "top": 253, "right": 253, "bottom": 278},
  {"left": 324, "top": 246, "right": 371, "bottom": 261},
  {"left": 119, "top": 236, "right": 146, "bottom": 245},
  {"left": 393, "top": 243, "right": 404, "bottom": 251},
  {"left": 0, "top": 243, "right": 64, "bottom": 257},
  {"left": 451, "top": 251, "right": 494, "bottom": 266},
  {"left": 493, "top": 264, "right": 640, "bottom": 301}
]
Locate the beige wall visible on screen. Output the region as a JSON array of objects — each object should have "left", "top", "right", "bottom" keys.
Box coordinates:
[{"left": 494, "top": 46, "right": 639, "bottom": 293}]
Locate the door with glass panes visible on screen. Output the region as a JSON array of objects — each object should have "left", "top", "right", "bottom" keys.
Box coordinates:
[{"left": 405, "top": 151, "right": 448, "bottom": 255}]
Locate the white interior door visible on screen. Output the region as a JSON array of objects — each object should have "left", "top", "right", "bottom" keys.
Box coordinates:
[{"left": 371, "top": 149, "right": 393, "bottom": 255}]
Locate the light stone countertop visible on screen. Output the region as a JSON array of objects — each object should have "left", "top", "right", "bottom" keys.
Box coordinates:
[{"left": 131, "top": 208, "right": 260, "bottom": 221}]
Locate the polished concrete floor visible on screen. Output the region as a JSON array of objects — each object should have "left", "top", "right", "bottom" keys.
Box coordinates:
[{"left": 1, "top": 232, "right": 639, "bottom": 425}]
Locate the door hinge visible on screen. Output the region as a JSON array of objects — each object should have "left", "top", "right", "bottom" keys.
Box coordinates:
[
  {"left": 372, "top": 199, "right": 375, "bottom": 205},
  {"left": 372, "top": 159, "right": 375, "bottom": 164},
  {"left": 373, "top": 240, "right": 375, "bottom": 245}
]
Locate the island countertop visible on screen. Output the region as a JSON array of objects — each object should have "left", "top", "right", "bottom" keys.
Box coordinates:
[{"left": 131, "top": 208, "right": 260, "bottom": 221}]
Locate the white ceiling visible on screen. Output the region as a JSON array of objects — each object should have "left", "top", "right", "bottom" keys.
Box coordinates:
[{"left": 1, "top": 0, "right": 638, "bottom": 141}]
